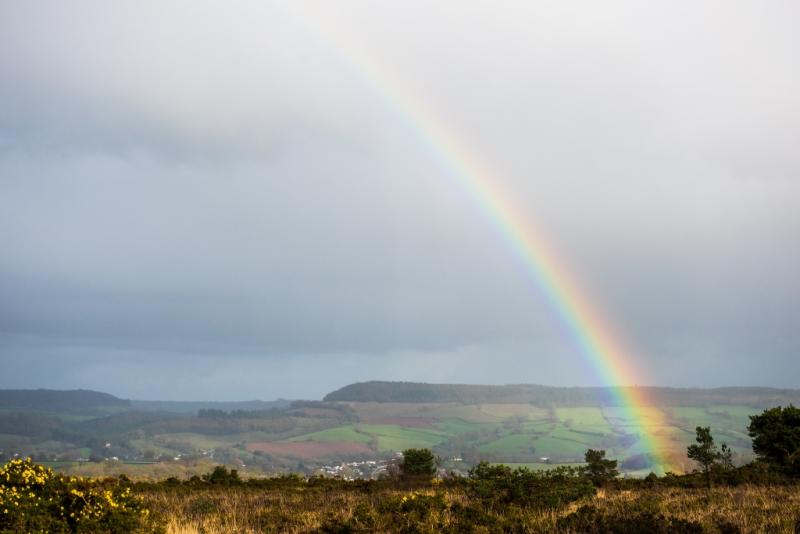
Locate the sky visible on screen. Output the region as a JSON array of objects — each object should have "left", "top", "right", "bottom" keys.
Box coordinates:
[{"left": 0, "top": 1, "right": 798, "bottom": 400}]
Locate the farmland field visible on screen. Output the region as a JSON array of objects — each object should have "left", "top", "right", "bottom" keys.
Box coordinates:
[
  {"left": 4, "top": 400, "right": 766, "bottom": 476},
  {"left": 478, "top": 434, "right": 538, "bottom": 454},
  {"left": 358, "top": 424, "right": 448, "bottom": 452},
  {"left": 4, "top": 386, "right": 795, "bottom": 477},
  {"left": 557, "top": 407, "right": 609, "bottom": 427}
]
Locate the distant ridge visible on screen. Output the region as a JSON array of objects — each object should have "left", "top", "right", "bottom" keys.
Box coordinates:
[
  {"left": 0, "top": 389, "right": 130, "bottom": 413},
  {"left": 324, "top": 381, "right": 800, "bottom": 407},
  {"left": 0, "top": 389, "right": 292, "bottom": 415}
]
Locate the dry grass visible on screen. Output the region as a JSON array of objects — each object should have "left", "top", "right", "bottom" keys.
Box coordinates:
[
  {"left": 137, "top": 483, "right": 800, "bottom": 533},
  {"left": 586, "top": 485, "right": 800, "bottom": 532}
]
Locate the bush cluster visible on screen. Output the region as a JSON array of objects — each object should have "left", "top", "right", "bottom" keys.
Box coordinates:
[
  {"left": 0, "top": 458, "right": 158, "bottom": 533},
  {"left": 466, "top": 462, "right": 596, "bottom": 508}
]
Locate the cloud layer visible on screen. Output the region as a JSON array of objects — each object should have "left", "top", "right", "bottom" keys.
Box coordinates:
[{"left": 1, "top": 1, "right": 798, "bottom": 399}]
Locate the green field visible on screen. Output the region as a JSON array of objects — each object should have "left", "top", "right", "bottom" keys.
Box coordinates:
[
  {"left": 478, "top": 434, "right": 537, "bottom": 454},
  {"left": 434, "top": 419, "right": 502, "bottom": 435},
  {"left": 556, "top": 407, "right": 609, "bottom": 427},
  {"left": 529, "top": 435, "right": 593, "bottom": 457},
  {"left": 498, "top": 462, "right": 584, "bottom": 471},
  {"left": 358, "top": 425, "right": 448, "bottom": 452},
  {"left": 550, "top": 427, "right": 606, "bottom": 444}
]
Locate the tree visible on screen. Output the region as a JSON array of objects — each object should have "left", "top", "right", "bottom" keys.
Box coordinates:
[
  {"left": 747, "top": 405, "right": 800, "bottom": 475},
  {"left": 400, "top": 448, "right": 437, "bottom": 479},
  {"left": 718, "top": 443, "right": 734, "bottom": 471},
  {"left": 583, "top": 449, "right": 618, "bottom": 487},
  {"left": 202, "top": 465, "right": 241, "bottom": 485},
  {"left": 687, "top": 426, "right": 728, "bottom": 488}
]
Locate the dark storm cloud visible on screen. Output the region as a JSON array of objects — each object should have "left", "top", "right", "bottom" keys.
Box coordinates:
[{"left": 1, "top": 0, "right": 798, "bottom": 399}]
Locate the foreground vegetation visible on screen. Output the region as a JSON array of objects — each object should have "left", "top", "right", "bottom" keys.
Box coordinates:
[
  {"left": 5, "top": 456, "right": 800, "bottom": 533},
  {"left": 139, "top": 479, "right": 800, "bottom": 533},
  {"left": 135, "top": 431, "right": 800, "bottom": 533}
]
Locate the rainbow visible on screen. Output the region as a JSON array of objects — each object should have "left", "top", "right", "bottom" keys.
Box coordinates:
[{"left": 283, "top": 4, "right": 671, "bottom": 473}]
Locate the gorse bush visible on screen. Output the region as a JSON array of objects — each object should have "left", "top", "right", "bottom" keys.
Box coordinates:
[{"left": 0, "top": 458, "right": 158, "bottom": 533}]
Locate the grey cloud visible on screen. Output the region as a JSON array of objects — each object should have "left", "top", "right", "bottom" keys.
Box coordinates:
[{"left": 0, "top": 0, "right": 798, "bottom": 399}]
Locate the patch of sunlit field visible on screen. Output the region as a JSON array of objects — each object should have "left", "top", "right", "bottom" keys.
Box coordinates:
[{"left": 140, "top": 483, "right": 800, "bottom": 533}]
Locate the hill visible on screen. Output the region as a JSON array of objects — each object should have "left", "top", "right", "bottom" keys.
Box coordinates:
[
  {"left": 0, "top": 389, "right": 130, "bottom": 414},
  {"left": 324, "top": 381, "right": 800, "bottom": 407}
]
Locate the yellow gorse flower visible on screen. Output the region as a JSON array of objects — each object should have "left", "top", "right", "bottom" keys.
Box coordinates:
[{"left": 1, "top": 458, "right": 152, "bottom": 528}]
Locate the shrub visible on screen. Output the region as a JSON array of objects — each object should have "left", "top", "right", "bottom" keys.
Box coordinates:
[
  {"left": 466, "top": 462, "right": 595, "bottom": 508},
  {"left": 186, "top": 496, "right": 217, "bottom": 518},
  {"left": 0, "top": 458, "right": 159, "bottom": 533},
  {"left": 446, "top": 503, "right": 501, "bottom": 532},
  {"left": 379, "top": 492, "right": 447, "bottom": 533},
  {"left": 255, "top": 508, "right": 305, "bottom": 532},
  {"left": 201, "top": 465, "right": 241, "bottom": 485},
  {"left": 557, "top": 504, "right": 704, "bottom": 533}
]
